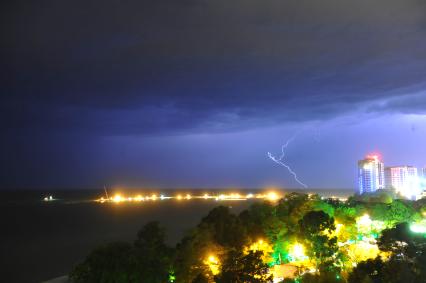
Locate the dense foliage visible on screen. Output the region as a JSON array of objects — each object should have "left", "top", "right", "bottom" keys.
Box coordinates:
[{"left": 71, "top": 192, "right": 426, "bottom": 283}]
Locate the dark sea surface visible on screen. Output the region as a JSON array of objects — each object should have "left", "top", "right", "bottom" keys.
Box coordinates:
[{"left": 0, "top": 189, "right": 352, "bottom": 283}]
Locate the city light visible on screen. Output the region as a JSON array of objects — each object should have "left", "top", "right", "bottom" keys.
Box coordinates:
[
  {"left": 95, "top": 191, "right": 283, "bottom": 203},
  {"left": 266, "top": 192, "right": 279, "bottom": 201},
  {"left": 95, "top": 191, "right": 284, "bottom": 204},
  {"left": 288, "top": 243, "right": 308, "bottom": 262},
  {"left": 410, "top": 222, "right": 426, "bottom": 234},
  {"left": 204, "top": 255, "right": 220, "bottom": 275},
  {"left": 112, "top": 194, "right": 123, "bottom": 203},
  {"left": 356, "top": 214, "right": 372, "bottom": 234},
  {"left": 358, "top": 153, "right": 425, "bottom": 200}
]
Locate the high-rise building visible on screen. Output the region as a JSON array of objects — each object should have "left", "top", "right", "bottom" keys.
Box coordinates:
[
  {"left": 385, "top": 166, "right": 420, "bottom": 199},
  {"left": 420, "top": 167, "right": 426, "bottom": 192},
  {"left": 358, "top": 155, "right": 385, "bottom": 194}
]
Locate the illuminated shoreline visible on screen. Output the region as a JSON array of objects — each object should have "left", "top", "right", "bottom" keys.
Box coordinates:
[
  {"left": 94, "top": 191, "right": 348, "bottom": 204},
  {"left": 95, "top": 191, "right": 281, "bottom": 203}
]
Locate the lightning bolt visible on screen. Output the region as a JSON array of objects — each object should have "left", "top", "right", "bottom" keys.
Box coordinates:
[{"left": 267, "top": 132, "right": 308, "bottom": 188}]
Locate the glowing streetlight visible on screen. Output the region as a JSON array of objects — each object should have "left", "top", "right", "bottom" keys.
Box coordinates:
[
  {"left": 410, "top": 222, "right": 426, "bottom": 234},
  {"left": 113, "top": 194, "right": 123, "bottom": 203},
  {"left": 288, "top": 243, "right": 307, "bottom": 262},
  {"left": 205, "top": 255, "right": 220, "bottom": 275},
  {"left": 267, "top": 192, "right": 279, "bottom": 201}
]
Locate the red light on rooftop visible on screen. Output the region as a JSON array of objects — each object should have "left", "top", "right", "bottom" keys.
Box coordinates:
[{"left": 365, "top": 153, "right": 381, "bottom": 160}]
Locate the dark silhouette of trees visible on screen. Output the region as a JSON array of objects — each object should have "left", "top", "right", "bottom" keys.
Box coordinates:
[
  {"left": 191, "top": 273, "right": 209, "bottom": 283},
  {"left": 348, "top": 223, "right": 426, "bottom": 283},
  {"left": 70, "top": 242, "right": 140, "bottom": 283},
  {"left": 70, "top": 221, "right": 173, "bottom": 283},
  {"left": 174, "top": 206, "right": 248, "bottom": 282},
  {"left": 215, "top": 250, "right": 273, "bottom": 283},
  {"left": 134, "top": 221, "right": 174, "bottom": 283}
]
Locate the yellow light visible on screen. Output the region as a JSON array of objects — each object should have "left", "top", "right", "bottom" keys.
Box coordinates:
[
  {"left": 113, "top": 194, "right": 123, "bottom": 203},
  {"left": 344, "top": 241, "right": 381, "bottom": 264},
  {"left": 289, "top": 243, "right": 307, "bottom": 262},
  {"left": 208, "top": 255, "right": 217, "bottom": 263},
  {"left": 266, "top": 192, "right": 279, "bottom": 201},
  {"left": 356, "top": 214, "right": 373, "bottom": 234},
  {"left": 204, "top": 255, "right": 220, "bottom": 275},
  {"left": 245, "top": 239, "right": 273, "bottom": 263},
  {"left": 151, "top": 194, "right": 157, "bottom": 201},
  {"left": 177, "top": 195, "right": 182, "bottom": 200},
  {"left": 292, "top": 243, "right": 305, "bottom": 258},
  {"left": 186, "top": 194, "right": 191, "bottom": 200},
  {"left": 203, "top": 194, "right": 209, "bottom": 199},
  {"left": 246, "top": 193, "right": 254, "bottom": 198},
  {"left": 358, "top": 214, "right": 371, "bottom": 225},
  {"left": 335, "top": 223, "right": 344, "bottom": 235}
]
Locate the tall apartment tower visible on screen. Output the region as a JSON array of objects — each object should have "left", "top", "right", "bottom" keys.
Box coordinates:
[
  {"left": 358, "top": 155, "right": 385, "bottom": 194},
  {"left": 385, "top": 166, "right": 419, "bottom": 199}
]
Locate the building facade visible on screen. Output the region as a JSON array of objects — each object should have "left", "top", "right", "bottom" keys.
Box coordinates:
[
  {"left": 420, "top": 167, "right": 426, "bottom": 192},
  {"left": 358, "top": 155, "right": 385, "bottom": 194},
  {"left": 385, "top": 166, "right": 420, "bottom": 199}
]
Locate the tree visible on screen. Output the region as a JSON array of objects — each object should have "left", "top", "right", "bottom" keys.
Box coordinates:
[
  {"left": 134, "top": 221, "right": 174, "bottom": 283},
  {"left": 70, "top": 242, "right": 140, "bottom": 283},
  {"left": 71, "top": 222, "right": 174, "bottom": 283},
  {"left": 240, "top": 202, "right": 282, "bottom": 242},
  {"left": 277, "top": 193, "right": 313, "bottom": 230},
  {"left": 199, "top": 206, "right": 247, "bottom": 248},
  {"left": 299, "top": 211, "right": 339, "bottom": 270},
  {"left": 191, "top": 273, "right": 209, "bottom": 283},
  {"left": 378, "top": 222, "right": 426, "bottom": 261},
  {"left": 215, "top": 250, "right": 273, "bottom": 283},
  {"left": 174, "top": 207, "right": 244, "bottom": 282},
  {"left": 348, "top": 256, "right": 422, "bottom": 283},
  {"left": 300, "top": 271, "right": 343, "bottom": 283},
  {"left": 348, "top": 223, "right": 426, "bottom": 283},
  {"left": 347, "top": 258, "right": 383, "bottom": 283}
]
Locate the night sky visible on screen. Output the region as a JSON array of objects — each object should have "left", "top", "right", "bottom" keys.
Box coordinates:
[{"left": 1, "top": 0, "right": 425, "bottom": 190}]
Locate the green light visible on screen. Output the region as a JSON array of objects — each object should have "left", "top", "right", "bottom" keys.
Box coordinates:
[
  {"left": 168, "top": 271, "right": 176, "bottom": 282},
  {"left": 410, "top": 223, "right": 426, "bottom": 234}
]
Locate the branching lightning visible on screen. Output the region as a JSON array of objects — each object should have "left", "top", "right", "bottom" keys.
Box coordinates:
[{"left": 268, "top": 132, "right": 308, "bottom": 188}]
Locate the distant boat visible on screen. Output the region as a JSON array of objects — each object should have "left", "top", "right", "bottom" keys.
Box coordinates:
[{"left": 43, "top": 195, "right": 54, "bottom": 202}]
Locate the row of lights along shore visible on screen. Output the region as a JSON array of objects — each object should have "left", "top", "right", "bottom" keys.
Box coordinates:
[{"left": 96, "top": 192, "right": 281, "bottom": 203}]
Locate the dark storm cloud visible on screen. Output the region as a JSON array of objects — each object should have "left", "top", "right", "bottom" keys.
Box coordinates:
[
  {"left": 2, "top": 0, "right": 426, "bottom": 135},
  {"left": 373, "top": 92, "right": 426, "bottom": 114}
]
